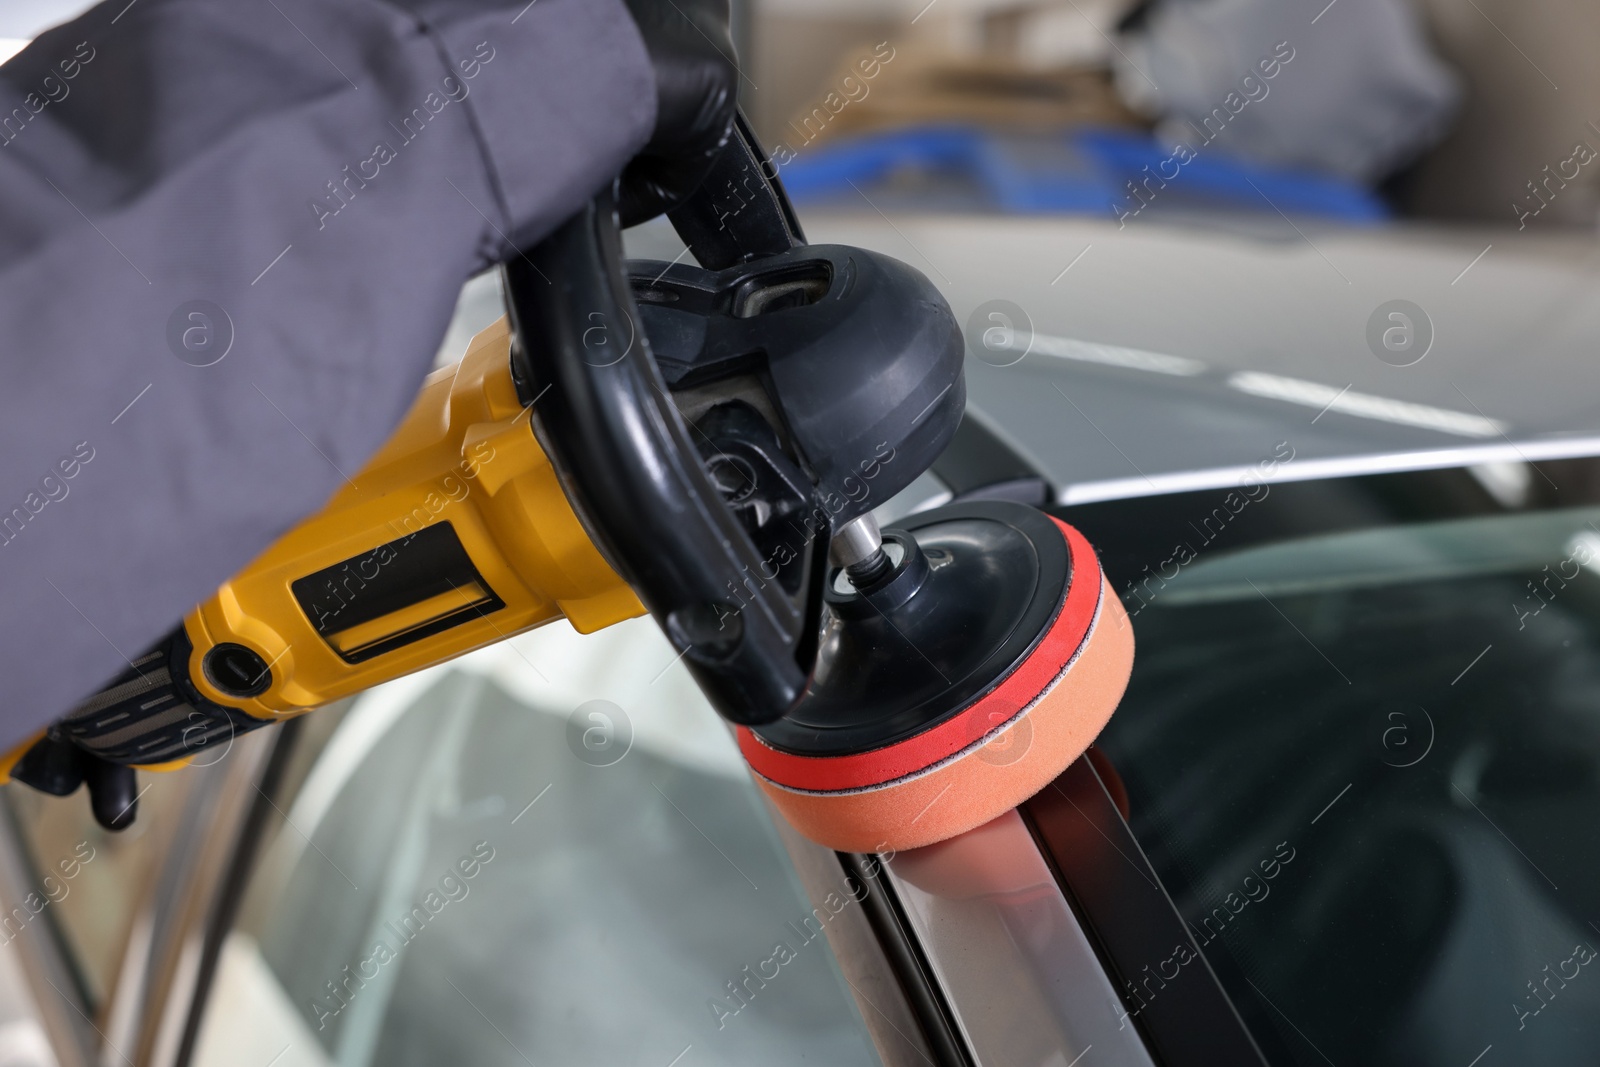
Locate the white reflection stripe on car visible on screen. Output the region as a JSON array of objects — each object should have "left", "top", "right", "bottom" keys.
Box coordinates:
[
  {"left": 1027, "top": 333, "right": 1209, "bottom": 377},
  {"left": 1059, "top": 435, "right": 1600, "bottom": 504},
  {"left": 1228, "top": 370, "right": 1506, "bottom": 438}
]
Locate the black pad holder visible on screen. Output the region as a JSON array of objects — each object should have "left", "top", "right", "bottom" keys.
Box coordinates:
[{"left": 504, "top": 116, "right": 965, "bottom": 724}]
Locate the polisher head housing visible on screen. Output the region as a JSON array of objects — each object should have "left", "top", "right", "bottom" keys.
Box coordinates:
[{"left": 739, "top": 500, "right": 1134, "bottom": 853}]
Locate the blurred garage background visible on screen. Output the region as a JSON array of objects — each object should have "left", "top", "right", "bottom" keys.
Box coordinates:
[{"left": 729, "top": 0, "right": 1598, "bottom": 229}]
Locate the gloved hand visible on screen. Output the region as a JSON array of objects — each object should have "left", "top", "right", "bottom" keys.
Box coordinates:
[
  {"left": 617, "top": 0, "right": 738, "bottom": 226},
  {"left": 5, "top": 624, "right": 258, "bottom": 831},
  {"left": 9, "top": 732, "right": 142, "bottom": 832}
]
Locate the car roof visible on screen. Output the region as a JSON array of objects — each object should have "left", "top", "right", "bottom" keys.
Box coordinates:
[{"left": 797, "top": 212, "right": 1600, "bottom": 503}]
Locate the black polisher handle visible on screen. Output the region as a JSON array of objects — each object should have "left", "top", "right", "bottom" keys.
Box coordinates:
[
  {"left": 666, "top": 112, "right": 806, "bottom": 269},
  {"left": 503, "top": 117, "right": 815, "bottom": 725}
]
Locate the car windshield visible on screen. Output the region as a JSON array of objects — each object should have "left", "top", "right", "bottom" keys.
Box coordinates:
[
  {"left": 1084, "top": 479, "right": 1600, "bottom": 1066},
  {"left": 188, "top": 616, "right": 883, "bottom": 1067}
]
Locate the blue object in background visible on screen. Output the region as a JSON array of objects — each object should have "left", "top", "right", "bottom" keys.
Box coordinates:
[
  {"left": 775, "top": 123, "right": 1389, "bottom": 224},
  {"left": 773, "top": 127, "right": 986, "bottom": 201},
  {"left": 1074, "top": 127, "right": 1389, "bottom": 222}
]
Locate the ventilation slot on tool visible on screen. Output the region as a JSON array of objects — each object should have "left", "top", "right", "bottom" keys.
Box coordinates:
[{"left": 290, "top": 522, "right": 505, "bottom": 663}]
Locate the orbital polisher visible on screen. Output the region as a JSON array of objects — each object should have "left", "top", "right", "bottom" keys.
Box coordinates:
[{"left": 4, "top": 118, "right": 1134, "bottom": 851}]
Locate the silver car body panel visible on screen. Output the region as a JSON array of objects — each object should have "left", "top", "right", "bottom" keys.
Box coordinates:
[{"left": 787, "top": 215, "right": 1600, "bottom": 491}]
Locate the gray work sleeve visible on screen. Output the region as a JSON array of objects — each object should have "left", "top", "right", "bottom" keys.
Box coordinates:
[{"left": 0, "top": 0, "right": 656, "bottom": 738}]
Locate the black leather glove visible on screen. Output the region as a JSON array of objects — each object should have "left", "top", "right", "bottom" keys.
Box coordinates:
[{"left": 617, "top": 0, "right": 738, "bottom": 226}]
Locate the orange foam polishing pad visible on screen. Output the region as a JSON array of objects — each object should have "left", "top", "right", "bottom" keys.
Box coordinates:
[{"left": 740, "top": 519, "right": 1134, "bottom": 854}]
